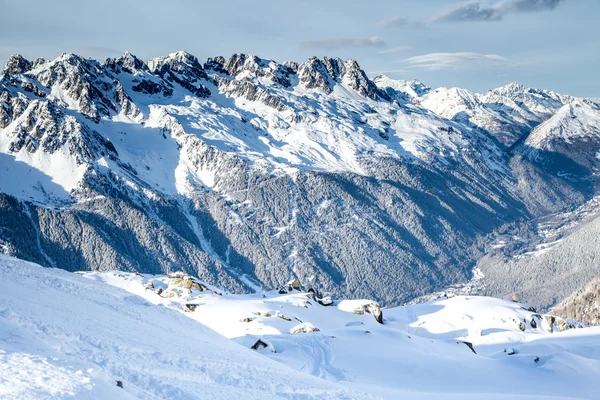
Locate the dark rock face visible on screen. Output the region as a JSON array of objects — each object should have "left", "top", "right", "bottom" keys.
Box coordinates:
[
  {"left": 222, "top": 79, "right": 288, "bottom": 112},
  {"left": 297, "top": 57, "right": 387, "bottom": 100},
  {"left": 223, "top": 53, "right": 255, "bottom": 77},
  {"left": 35, "top": 54, "right": 116, "bottom": 122},
  {"left": 4, "top": 100, "right": 118, "bottom": 164},
  {"left": 131, "top": 79, "right": 171, "bottom": 96},
  {"left": 205, "top": 53, "right": 293, "bottom": 111},
  {"left": 221, "top": 53, "right": 293, "bottom": 88},
  {"left": 204, "top": 56, "right": 227, "bottom": 74},
  {"left": 105, "top": 52, "right": 149, "bottom": 75},
  {"left": 32, "top": 57, "right": 47, "bottom": 69},
  {"left": 307, "top": 288, "right": 334, "bottom": 307},
  {"left": 339, "top": 59, "right": 384, "bottom": 100},
  {"left": 0, "top": 88, "right": 28, "bottom": 128},
  {"left": 251, "top": 339, "right": 269, "bottom": 350},
  {"left": 148, "top": 52, "right": 211, "bottom": 98},
  {"left": 20, "top": 81, "right": 47, "bottom": 98},
  {"left": 298, "top": 57, "right": 333, "bottom": 93},
  {"left": 114, "top": 81, "right": 141, "bottom": 119},
  {"left": 3, "top": 54, "right": 32, "bottom": 75}
]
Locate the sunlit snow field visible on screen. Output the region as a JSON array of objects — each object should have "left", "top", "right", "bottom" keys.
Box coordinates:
[{"left": 1, "top": 254, "right": 599, "bottom": 399}]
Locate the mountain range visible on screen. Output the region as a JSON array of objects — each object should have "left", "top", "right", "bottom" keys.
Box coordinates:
[{"left": 1, "top": 51, "right": 599, "bottom": 309}]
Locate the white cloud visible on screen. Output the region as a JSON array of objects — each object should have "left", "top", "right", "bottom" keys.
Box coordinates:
[
  {"left": 434, "top": 0, "right": 564, "bottom": 23},
  {"left": 379, "top": 45, "right": 413, "bottom": 55},
  {"left": 377, "top": 16, "right": 430, "bottom": 30},
  {"left": 404, "top": 52, "right": 507, "bottom": 70}
]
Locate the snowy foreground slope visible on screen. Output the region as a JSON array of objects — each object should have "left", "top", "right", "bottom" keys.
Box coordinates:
[
  {"left": 0, "top": 255, "right": 369, "bottom": 399},
  {"left": 3, "top": 255, "right": 598, "bottom": 400}
]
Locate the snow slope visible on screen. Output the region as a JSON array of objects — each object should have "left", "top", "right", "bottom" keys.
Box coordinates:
[
  {"left": 0, "top": 255, "right": 369, "bottom": 399},
  {"left": 80, "top": 268, "right": 600, "bottom": 400}
]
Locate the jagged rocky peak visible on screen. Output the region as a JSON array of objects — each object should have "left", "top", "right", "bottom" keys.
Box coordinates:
[
  {"left": 204, "top": 56, "right": 227, "bottom": 74},
  {"left": 223, "top": 53, "right": 276, "bottom": 77},
  {"left": 3, "top": 54, "right": 32, "bottom": 75},
  {"left": 340, "top": 59, "right": 383, "bottom": 100},
  {"left": 31, "top": 57, "right": 47, "bottom": 70},
  {"left": 104, "top": 51, "right": 149, "bottom": 75},
  {"left": 202, "top": 53, "right": 291, "bottom": 111},
  {"left": 283, "top": 60, "right": 299, "bottom": 74},
  {"left": 203, "top": 53, "right": 380, "bottom": 98},
  {"left": 33, "top": 53, "right": 115, "bottom": 123},
  {"left": 371, "top": 76, "right": 420, "bottom": 103},
  {"left": 217, "top": 53, "right": 294, "bottom": 88},
  {"left": 298, "top": 56, "right": 383, "bottom": 100},
  {"left": 35, "top": 53, "right": 101, "bottom": 87},
  {"left": 515, "top": 99, "right": 600, "bottom": 176},
  {"left": 323, "top": 56, "right": 345, "bottom": 80},
  {"left": 148, "top": 51, "right": 203, "bottom": 75},
  {"left": 52, "top": 53, "right": 98, "bottom": 70},
  {"left": 448, "top": 87, "right": 482, "bottom": 105},
  {"left": 223, "top": 53, "right": 261, "bottom": 77},
  {"left": 4, "top": 98, "right": 117, "bottom": 165},
  {"left": 101, "top": 52, "right": 173, "bottom": 98},
  {"left": 493, "top": 81, "right": 526, "bottom": 95},
  {"left": 479, "top": 81, "right": 571, "bottom": 124},
  {"left": 486, "top": 81, "right": 566, "bottom": 105},
  {"left": 148, "top": 51, "right": 210, "bottom": 98},
  {"left": 297, "top": 56, "right": 334, "bottom": 93}
]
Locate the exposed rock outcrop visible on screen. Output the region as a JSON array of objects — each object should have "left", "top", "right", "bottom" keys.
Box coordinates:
[{"left": 290, "top": 323, "right": 320, "bottom": 334}]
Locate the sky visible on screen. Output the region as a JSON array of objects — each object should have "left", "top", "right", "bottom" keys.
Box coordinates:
[{"left": 0, "top": 0, "right": 598, "bottom": 97}]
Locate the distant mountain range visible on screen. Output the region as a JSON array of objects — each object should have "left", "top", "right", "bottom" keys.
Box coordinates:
[{"left": 1, "top": 51, "right": 599, "bottom": 309}]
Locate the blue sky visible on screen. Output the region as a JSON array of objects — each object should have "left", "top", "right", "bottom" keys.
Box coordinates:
[{"left": 1, "top": 0, "right": 598, "bottom": 97}]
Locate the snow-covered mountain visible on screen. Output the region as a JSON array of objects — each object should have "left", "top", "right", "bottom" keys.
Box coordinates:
[
  {"left": 3, "top": 254, "right": 599, "bottom": 399},
  {"left": 515, "top": 99, "right": 600, "bottom": 176},
  {"left": 0, "top": 51, "right": 597, "bottom": 308},
  {"left": 372, "top": 75, "right": 431, "bottom": 100},
  {"left": 382, "top": 80, "right": 574, "bottom": 149}
]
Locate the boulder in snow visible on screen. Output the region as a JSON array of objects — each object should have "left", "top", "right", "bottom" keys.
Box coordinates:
[
  {"left": 290, "top": 323, "right": 320, "bottom": 334},
  {"left": 168, "top": 274, "right": 206, "bottom": 291}
]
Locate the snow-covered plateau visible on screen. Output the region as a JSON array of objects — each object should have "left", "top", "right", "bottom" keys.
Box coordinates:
[{"left": 1, "top": 254, "right": 599, "bottom": 400}]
